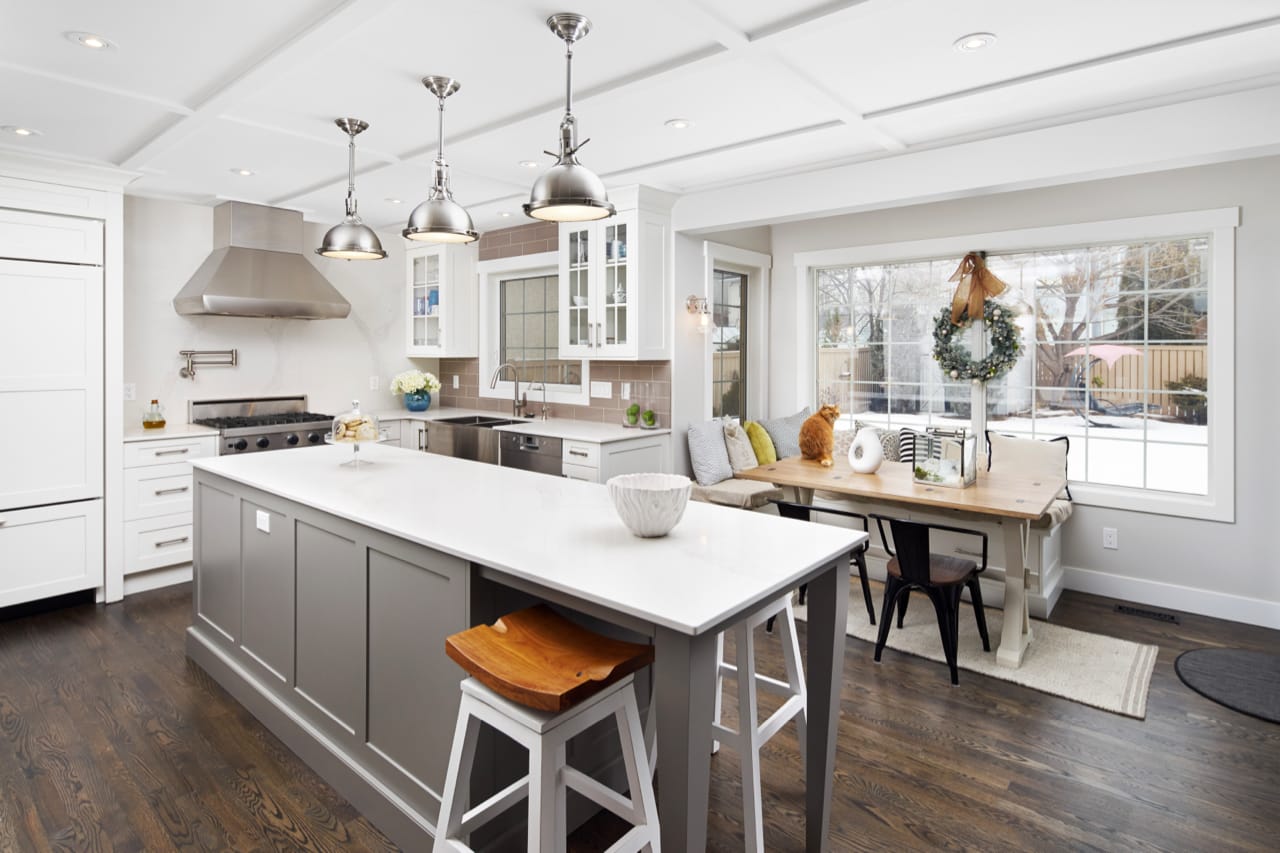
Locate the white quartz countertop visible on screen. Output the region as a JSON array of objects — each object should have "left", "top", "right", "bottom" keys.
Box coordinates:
[
  {"left": 192, "top": 444, "right": 861, "bottom": 635},
  {"left": 124, "top": 423, "right": 220, "bottom": 442},
  {"left": 377, "top": 407, "right": 669, "bottom": 443}
]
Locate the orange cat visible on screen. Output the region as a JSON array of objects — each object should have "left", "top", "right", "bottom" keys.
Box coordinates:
[{"left": 799, "top": 404, "right": 841, "bottom": 467}]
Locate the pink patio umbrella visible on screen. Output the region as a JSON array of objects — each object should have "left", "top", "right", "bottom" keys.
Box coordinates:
[{"left": 1064, "top": 344, "right": 1142, "bottom": 366}]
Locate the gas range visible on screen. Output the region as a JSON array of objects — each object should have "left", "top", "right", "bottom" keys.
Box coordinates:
[{"left": 190, "top": 395, "right": 333, "bottom": 455}]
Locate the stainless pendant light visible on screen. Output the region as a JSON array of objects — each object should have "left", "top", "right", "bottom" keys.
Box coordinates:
[
  {"left": 524, "top": 13, "right": 615, "bottom": 222},
  {"left": 317, "top": 118, "right": 386, "bottom": 260},
  {"left": 403, "top": 76, "right": 478, "bottom": 244}
]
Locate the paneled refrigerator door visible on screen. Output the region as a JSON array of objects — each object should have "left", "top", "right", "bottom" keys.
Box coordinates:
[{"left": 0, "top": 259, "right": 104, "bottom": 509}]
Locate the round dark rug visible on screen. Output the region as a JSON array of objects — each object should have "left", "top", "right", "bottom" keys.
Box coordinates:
[{"left": 1175, "top": 648, "right": 1280, "bottom": 724}]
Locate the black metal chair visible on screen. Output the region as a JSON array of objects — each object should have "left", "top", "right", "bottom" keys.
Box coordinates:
[
  {"left": 770, "top": 500, "right": 875, "bottom": 629},
  {"left": 870, "top": 514, "right": 991, "bottom": 684}
]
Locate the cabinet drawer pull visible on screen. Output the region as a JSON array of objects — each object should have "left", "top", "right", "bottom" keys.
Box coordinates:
[
  {"left": 568, "top": 449, "right": 589, "bottom": 458},
  {"left": 0, "top": 518, "right": 7, "bottom": 526},
  {"left": 154, "top": 486, "right": 190, "bottom": 496},
  {"left": 154, "top": 448, "right": 190, "bottom": 456},
  {"left": 154, "top": 536, "right": 189, "bottom": 548}
]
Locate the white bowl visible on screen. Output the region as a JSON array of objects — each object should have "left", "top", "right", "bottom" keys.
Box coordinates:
[
  {"left": 607, "top": 473, "right": 692, "bottom": 538},
  {"left": 571, "top": 294, "right": 586, "bottom": 306}
]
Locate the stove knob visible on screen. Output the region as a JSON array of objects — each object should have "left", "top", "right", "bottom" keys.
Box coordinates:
[
  {"left": 285, "top": 433, "right": 300, "bottom": 446},
  {"left": 256, "top": 436, "right": 271, "bottom": 449},
  {"left": 232, "top": 438, "right": 248, "bottom": 451},
  {"left": 307, "top": 432, "right": 322, "bottom": 444}
]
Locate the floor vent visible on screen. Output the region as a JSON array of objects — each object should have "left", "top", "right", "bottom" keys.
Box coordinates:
[{"left": 1115, "top": 603, "right": 1180, "bottom": 624}]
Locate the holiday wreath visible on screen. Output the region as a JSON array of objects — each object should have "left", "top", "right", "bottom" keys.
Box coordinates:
[{"left": 932, "top": 300, "right": 1020, "bottom": 383}]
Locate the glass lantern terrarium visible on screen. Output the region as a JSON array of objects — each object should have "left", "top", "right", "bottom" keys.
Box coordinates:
[
  {"left": 327, "top": 399, "right": 383, "bottom": 466},
  {"left": 911, "top": 427, "right": 977, "bottom": 489}
]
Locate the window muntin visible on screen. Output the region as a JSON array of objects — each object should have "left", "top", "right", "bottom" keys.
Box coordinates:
[
  {"left": 816, "top": 237, "right": 1211, "bottom": 497},
  {"left": 499, "top": 274, "right": 581, "bottom": 389}
]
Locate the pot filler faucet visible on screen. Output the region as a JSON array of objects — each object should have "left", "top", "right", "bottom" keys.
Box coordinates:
[{"left": 489, "top": 362, "right": 526, "bottom": 418}]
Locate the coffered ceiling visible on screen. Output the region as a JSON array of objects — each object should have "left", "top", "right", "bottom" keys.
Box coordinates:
[{"left": 2, "top": 0, "right": 1278, "bottom": 233}]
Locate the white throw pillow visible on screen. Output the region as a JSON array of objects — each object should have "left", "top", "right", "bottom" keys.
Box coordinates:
[
  {"left": 722, "top": 421, "right": 759, "bottom": 473},
  {"left": 687, "top": 419, "right": 733, "bottom": 486},
  {"left": 987, "top": 432, "right": 1072, "bottom": 499}
]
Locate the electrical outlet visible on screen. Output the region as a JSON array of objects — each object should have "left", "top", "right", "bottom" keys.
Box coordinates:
[
  {"left": 1102, "top": 527, "right": 1119, "bottom": 550},
  {"left": 621, "top": 382, "right": 631, "bottom": 400},
  {"left": 590, "top": 380, "right": 612, "bottom": 399},
  {"left": 369, "top": 375, "right": 379, "bottom": 390},
  {"left": 256, "top": 510, "right": 271, "bottom": 534},
  {"left": 122, "top": 382, "right": 136, "bottom": 401},
  {"left": 452, "top": 375, "right": 460, "bottom": 389}
]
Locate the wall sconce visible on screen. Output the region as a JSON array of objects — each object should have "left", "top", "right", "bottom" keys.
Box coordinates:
[{"left": 685, "top": 295, "right": 710, "bottom": 333}]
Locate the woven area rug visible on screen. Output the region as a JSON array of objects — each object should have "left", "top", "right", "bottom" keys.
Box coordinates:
[{"left": 797, "top": 590, "right": 1158, "bottom": 719}]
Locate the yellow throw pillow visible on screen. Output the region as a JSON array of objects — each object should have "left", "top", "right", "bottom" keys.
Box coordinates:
[{"left": 744, "top": 421, "right": 777, "bottom": 465}]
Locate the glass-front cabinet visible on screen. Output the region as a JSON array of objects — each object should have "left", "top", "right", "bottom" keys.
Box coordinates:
[
  {"left": 405, "top": 243, "right": 477, "bottom": 357},
  {"left": 558, "top": 188, "right": 671, "bottom": 360}
]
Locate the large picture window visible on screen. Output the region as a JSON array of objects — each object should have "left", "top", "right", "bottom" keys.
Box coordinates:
[{"left": 806, "top": 209, "right": 1235, "bottom": 519}]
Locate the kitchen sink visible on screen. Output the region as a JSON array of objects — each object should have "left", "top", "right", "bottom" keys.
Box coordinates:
[
  {"left": 424, "top": 415, "right": 529, "bottom": 464},
  {"left": 435, "top": 415, "right": 523, "bottom": 427}
]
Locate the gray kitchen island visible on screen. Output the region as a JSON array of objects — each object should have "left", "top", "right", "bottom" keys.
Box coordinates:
[{"left": 187, "top": 442, "right": 862, "bottom": 850}]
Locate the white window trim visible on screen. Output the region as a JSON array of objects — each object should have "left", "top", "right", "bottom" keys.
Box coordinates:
[
  {"left": 794, "top": 207, "right": 1238, "bottom": 522},
  {"left": 477, "top": 252, "right": 591, "bottom": 408},
  {"left": 702, "top": 241, "right": 771, "bottom": 421}
]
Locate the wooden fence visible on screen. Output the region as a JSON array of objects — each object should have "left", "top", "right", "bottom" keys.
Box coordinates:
[{"left": 815, "top": 344, "right": 1207, "bottom": 418}]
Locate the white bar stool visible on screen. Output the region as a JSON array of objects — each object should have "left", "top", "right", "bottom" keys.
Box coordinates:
[
  {"left": 641, "top": 594, "right": 806, "bottom": 852},
  {"left": 435, "top": 605, "right": 660, "bottom": 853},
  {"left": 712, "top": 594, "right": 807, "bottom": 852}
]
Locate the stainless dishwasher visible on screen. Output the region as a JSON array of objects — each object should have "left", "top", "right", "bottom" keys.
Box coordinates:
[{"left": 498, "top": 431, "right": 563, "bottom": 476}]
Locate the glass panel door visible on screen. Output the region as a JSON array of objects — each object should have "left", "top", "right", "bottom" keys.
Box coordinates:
[
  {"left": 566, "top": 227, "right": 591, "bottom": 348},
  {"left": 602, "top": 221, "right": 628, "bottom": 348},
  {"left": 411, "top": 254, "right": 428, "bottom": 347},
  {"left": 712, "top": 268, "right": 746, "bottom": 419}
]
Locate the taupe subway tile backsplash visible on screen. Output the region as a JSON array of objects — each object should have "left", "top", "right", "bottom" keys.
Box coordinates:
[{"left": 439, "top": 357, "right": 671, "bottom": 427}]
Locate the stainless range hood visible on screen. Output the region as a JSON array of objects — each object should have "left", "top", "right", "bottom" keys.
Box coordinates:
[{"left": 174, "top": 201, "right": 352, "bottom": 320}]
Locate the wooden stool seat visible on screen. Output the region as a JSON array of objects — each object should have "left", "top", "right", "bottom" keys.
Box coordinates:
[
  {"left": 445, "top": 604, "right": 654, "bottom": 713},
  {"left": 437, "top": 606, "right": 660, "bottom": 851}
]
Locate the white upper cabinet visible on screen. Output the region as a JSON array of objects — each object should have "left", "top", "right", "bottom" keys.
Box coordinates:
[
  {"left": 558, "top": 187, "right": 673, "bottom": 361},
  {"left": 405, "top": 243, "right": 478, "bottom": 358}
]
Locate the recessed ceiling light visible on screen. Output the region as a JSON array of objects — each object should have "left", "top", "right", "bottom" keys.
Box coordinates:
[
  {"left": 230, "top": 168, "right": 255, "bottom": 176},
  {"left": 953, "top": 32, "right": 996, "bottom": 52},
  {"left": 386, "top": 198, "right": 403, "bottom": 204},
  {"left": 518, "top": 160, "right": 539, "bottom": 169},
  {"left": 65, "top": 31, "right": 113, "bottom": 49},
  {"left": 2, "top": 125, "right": 41, "bottom": 137},
  {"left": 664, "top": 118, "right": 693, "bottom": 130},
  {"left": 498, "top": 211, "right": 512, "bottom": 218}
]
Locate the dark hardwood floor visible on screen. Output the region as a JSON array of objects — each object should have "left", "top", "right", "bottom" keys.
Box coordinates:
[{"left": 1, "top": 583, "right": 1276, "bottom": 852}]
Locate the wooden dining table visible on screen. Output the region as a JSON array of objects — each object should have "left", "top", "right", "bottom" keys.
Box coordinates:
[{"left": 737, "top": 455, "right": 1064, "bottom": 667}]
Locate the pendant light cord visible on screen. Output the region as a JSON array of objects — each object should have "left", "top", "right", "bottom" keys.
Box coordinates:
[
  {"left": 436, "top": 95, "right": 446, "bottom": 165},
  {"left": 564, "top": 40, "right": 574, "bottom": 119}
]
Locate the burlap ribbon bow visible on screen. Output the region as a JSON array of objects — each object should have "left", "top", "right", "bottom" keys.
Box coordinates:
[{"left": 948, "top": 252, "right": 1007, "bottom": 324}]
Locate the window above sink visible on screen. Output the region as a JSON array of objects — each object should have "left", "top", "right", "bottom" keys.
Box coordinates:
[{"left": 478, "top": 251, "right": 591, "bottom": 408}]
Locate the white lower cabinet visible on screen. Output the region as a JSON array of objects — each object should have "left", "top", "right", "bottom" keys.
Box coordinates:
[
  {"left": 0, "top": 499, "right": 104, "bottom": 608},
  {"left": 559, "top": 434, "right": 671, "bottom": 483},
  {"left": 381, "top": 419, "right": 402, "bottom": 448},
  {"left": 121, "top": 434, "right": 217, "bottom": 591}
]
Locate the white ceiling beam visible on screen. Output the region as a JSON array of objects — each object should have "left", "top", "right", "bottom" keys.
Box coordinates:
[
  {"left": 119, "top": 0, "right": 400, "bottom": 171},
  {"left": 0, "top": 59, "right": 193, "bottom": 116},
  {"left": 650, "top": 0, "right": 907, "bottom": 152},
  {"left": 672, "top": 85, "right": 1280, "bottom": 233},
  {"left": 866, "top": 14, "right": 1280, "bottom": 120},
  {"left": 217, "top": 115, "right": 402, "bottom": 165}
]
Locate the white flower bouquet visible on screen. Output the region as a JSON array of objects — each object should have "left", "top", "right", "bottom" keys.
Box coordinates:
[{"left": 390, "top": 369, "right": 441, "bottom": 395}]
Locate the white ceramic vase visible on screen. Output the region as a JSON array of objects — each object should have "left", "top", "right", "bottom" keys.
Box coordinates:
[{"left": 848, "top": 429, "right": 884, "bottom": 474}]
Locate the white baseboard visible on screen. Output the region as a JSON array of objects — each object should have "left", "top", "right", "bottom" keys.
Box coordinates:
[
  {"left": 123, "top": 564, "right": 192, "bottom": 597},
  {"left": 1063, "top": 565, "right": 1280, "bottom": 630}
]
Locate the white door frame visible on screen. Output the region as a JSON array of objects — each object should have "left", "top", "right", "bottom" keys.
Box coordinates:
[{"left": 702, "top": 242, "right": 771, "bottom": 421}]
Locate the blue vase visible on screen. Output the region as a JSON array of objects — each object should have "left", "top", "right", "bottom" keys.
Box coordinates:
[{"left": 404, "top": 391, "right": 431, "bottom": 412}]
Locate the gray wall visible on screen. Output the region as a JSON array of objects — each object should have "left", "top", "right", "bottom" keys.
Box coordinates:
[{"left": 731, "top": 156, "right": 1280, "bottom": 625}]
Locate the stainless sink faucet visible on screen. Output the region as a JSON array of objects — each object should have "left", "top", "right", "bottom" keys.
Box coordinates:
[{"left": 489, "top": 362, "right": 526, "bottom": 418}]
